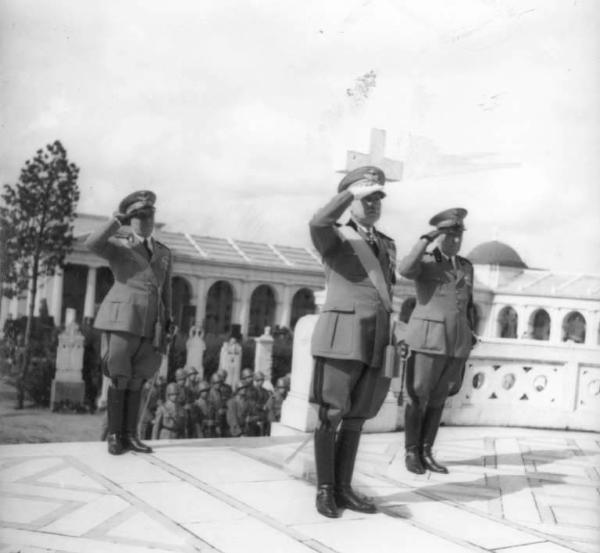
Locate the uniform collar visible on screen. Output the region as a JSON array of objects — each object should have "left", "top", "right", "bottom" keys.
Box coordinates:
[
  {"left": 132, "top": 231, "right": 154, "bottom": 252},
  {"left": 348, "top": 218, "right": 376, "bottom": 238}
]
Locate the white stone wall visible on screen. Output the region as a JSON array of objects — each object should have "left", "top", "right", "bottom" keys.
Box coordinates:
[{"left": 443, "top": 339, "right": 600, "bottom": 431}]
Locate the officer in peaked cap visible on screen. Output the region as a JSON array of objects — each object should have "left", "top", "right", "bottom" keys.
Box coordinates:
[
  {"left": 86, "top": 190, "right": 173, "bottom": 456},
  {"left": 398, "top": 207, "right": 477, "bottom": 475},
  {"left": 308, "top": 165, "right": 397, "bottom": 518}
]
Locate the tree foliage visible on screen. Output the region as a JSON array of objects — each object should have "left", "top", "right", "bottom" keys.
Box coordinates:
[
  {"left": 1, "top": 141, "right": 80, "bottom": 298},
  {"left": 0, "top": 140, "right": 80, "bottom": 408}
]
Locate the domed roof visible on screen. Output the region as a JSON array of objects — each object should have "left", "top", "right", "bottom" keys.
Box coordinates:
[{"left": 466, "top": 241, "right": 527, "bottom": 268}]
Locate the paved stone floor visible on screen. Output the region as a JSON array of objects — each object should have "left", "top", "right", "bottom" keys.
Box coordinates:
[{"left": 0, "top": 426, "right": 598, "bottom": 553}]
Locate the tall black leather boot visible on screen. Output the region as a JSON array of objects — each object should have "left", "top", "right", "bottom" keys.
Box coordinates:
[
  {"left": 404, "top": 402, "right": 426, "bottom": 474},
  {"left": 122, "top": 389, "right": 153, "bottom": 453},
  {"left": 335, "top": 429, "right": 376, "bottom": 513},
  {"left": 420, "top": 406, "right": 448, "bottom": 473},
  {"left": 107, "top": 387, "right": 126, "bottom": 455},
  {"left": 314, "top": 426, "right": 339, "bottom": 518}
]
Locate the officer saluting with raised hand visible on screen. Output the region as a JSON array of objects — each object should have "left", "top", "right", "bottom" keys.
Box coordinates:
[
  {"left": 398, "top": 208, "right": 477, "bottom": 475},
  {"left": 86, "top": 190, "right": 173, "bottom": 455},
  {"left": 309, "top": 166, "right": 396, "bottom": 518}
]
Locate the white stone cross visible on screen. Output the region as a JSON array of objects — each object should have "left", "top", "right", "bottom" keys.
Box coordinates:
[{"left": 343, "top": 128, "right": 404, "bottom": 181}]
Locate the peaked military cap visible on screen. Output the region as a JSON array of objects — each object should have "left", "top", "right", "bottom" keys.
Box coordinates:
[
  {"left": 429, "top": 207, "right": 467, "bottom": 231},
  {"left": 338, "top": 166, "right": 386, "bottom": 196},
  {"left": 118, "top": 190, "right": 156, "bottom": 215}
]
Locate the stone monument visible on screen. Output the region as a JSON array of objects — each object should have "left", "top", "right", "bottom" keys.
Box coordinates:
[
  {"left": 50, "top": 308, "right": 86, "bottom": 410},
  {"left": 185, "top": 325, "right": 206, "bottom": 376},
  {"left": 253, "top": 326, "right": 274, "bottom": 390},
  {"left": 219, "top": 336, "right": 242, "bottom": 387}
]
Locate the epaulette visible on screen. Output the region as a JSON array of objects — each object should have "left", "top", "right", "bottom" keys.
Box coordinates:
[
  {"left": 457, "top": 255, "right": 472, "bottom": 266},
  {"left": 154, "top": 238, "right": 170, "bottom": 252}
]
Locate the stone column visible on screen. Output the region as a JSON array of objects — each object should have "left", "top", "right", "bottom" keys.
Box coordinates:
[
  {"left": 194, "top": 277, "right": 207, "bottom": 328},
  {"left": 236, "top": 282, "right": 251, "bottom": 337},
  {"left": 549, "top": 307, "right": 564, "bottom": 343},
  {"left": 83, "top": 266, "right": 97, "bottom": 320},
  {"left": 50, "top": 269, "right": 64, "bottom": 327},
  {"left": 516, "top": 304, "right": 529, "bottom": 339},
  {"left": 276, "top": 286, "right": 292, "bottom": 329},
  {"left": 484, "top": 303, "right": 501, "bottom": 338},
  {"left": 584, "top": 310, "right": 599, "bottom": 347}
]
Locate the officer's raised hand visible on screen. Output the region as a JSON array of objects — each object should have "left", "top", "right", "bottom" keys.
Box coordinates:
[
  {"left": 113, "top": 211, "right": 133, "bottom": 226},
  {"left": 348, "top": 178, "right": 386, "bottom": 200}
]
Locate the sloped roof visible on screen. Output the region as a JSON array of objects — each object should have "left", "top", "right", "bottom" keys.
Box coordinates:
[
  {"left": 75, "top": 214, "right": 323, "bottom": 272},
  {"left": 496, "top": 270, "right": 600, "bottom": 300}
]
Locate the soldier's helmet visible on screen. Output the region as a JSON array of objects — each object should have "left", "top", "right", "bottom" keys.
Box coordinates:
[
  {"left": 166, "top": 382, "right": 179, "bottom": 396},
  {"left": 253, "top": 371, "right": 265, "bottom": 382},
  {"left": 241, "top": 368, "right": 254, "bottom": 380},
  {"left": 210, "top": 373, "right": 221, "bottom": 385},
  {"left": 175, "top": 368, "right": 186, "bottom": 381},
  {"left": 198, "top": 380, "right": 210, "bottom": 393}
]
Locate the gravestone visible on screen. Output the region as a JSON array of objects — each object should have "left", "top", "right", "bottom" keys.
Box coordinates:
[
  {"left": 254, "top": 326, "right": 274, "bottom": 391},
  {"left": 219, "top": 336, "right": 242, "bottom": 387},
  {"left": 50, "top": 308, "right": 85, "bottom": 410},
  {"left": 185, "top": 326, "right": 206, "bottom": 376}
]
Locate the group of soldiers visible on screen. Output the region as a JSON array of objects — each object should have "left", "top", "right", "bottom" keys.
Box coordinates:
[{"left": 139, "top": 367, "right": 290, "bottom": 440}]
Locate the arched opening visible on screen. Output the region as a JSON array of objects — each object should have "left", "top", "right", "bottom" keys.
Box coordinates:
[
  {"left": 562, "top": 311, "right": 586, "bottom": 343},
  {"left": 497, "top": 306, "right": 518, "bottom": 338},
  {"left": 399, "top": 297, "right": 416, "bottom": 323},
  {"left": 62, "top": 263, "right": 88, "bottom": 324},
  {"left": 529, "top": 309, "right": 550, "bottom": 341},
  {"left": 249, "top": 284, "right": 276, "bottom": 337},
  {"left": 290, "top": 288, "right": 316, "bottom": 329},
  {"left": 172, "top": 276, "right": 194, "bottom": 336},
  {"left": 205, "top": 280, "right": 233, "bottom": 336}
]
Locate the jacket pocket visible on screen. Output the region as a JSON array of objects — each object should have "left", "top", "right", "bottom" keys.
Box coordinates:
[
  {"left": 108, "top": 302, "right": 121, "bottom": 322},
  {"left": 329, "top": 312, "right": 355, "bottom": 354},
  {"left": 422, "top": 318, "right": 446, "bottom": 352}
]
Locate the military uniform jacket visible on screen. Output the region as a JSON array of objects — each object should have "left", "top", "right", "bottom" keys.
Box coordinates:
[
  {"left": 310, "top": 191, "right": 396, "bottom": 368},
  {"left": 86, "top": 218, "right": 172, "bottom": 338},
  {"left": 398, "top": 244, "right": 475, "bottom": 359}
]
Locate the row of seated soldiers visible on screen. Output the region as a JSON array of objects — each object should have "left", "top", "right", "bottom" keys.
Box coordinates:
[{"left": 139, "top": 367, "right": 291, "bottom": 440}]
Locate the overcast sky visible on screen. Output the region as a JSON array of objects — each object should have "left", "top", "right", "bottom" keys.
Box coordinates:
[{"left": 1, "top": 0, "right": 599, "bottom": 273}]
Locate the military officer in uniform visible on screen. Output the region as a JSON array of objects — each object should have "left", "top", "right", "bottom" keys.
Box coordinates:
[
  {"left": 398, "top": 208, "right": 476, "bottom": 474},
  {"left": 309, "top": 166, "right": 396, "bottom": 518},
  {"left": 86, "top": 190, "right": 172, "bottom": 455}
]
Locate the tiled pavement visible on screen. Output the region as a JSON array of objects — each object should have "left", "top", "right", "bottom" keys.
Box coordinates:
[{"left": 0, "top": 427, "right": 598, "bottom": 553}]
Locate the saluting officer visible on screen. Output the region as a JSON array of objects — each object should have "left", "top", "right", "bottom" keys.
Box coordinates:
[
  {"left": 398, "top": 208, "right": 476, "bottom": 474},
  {"left": 86, "top": 190, "right": 172, "bottom": 455},
  {"left": 309, "top": 166, "right": 396, "bottom": 518}
]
